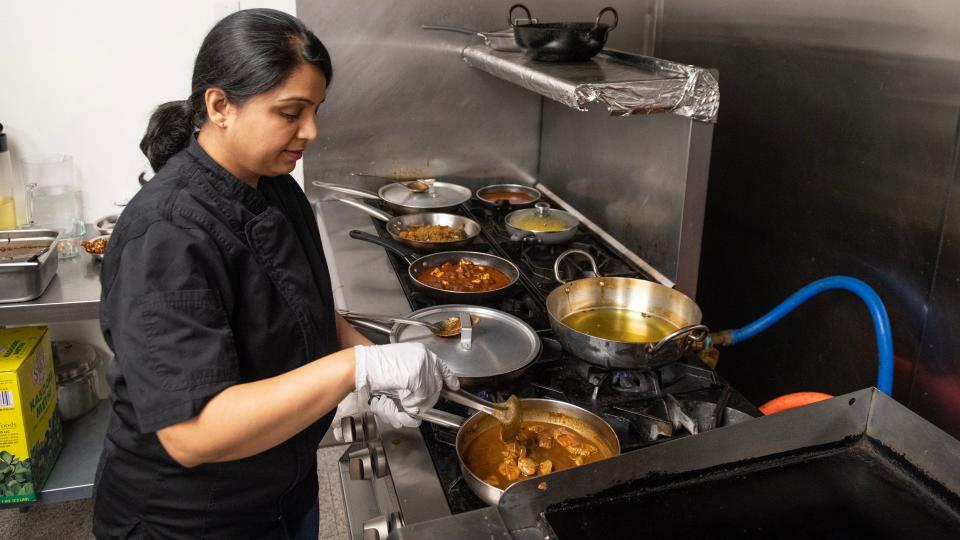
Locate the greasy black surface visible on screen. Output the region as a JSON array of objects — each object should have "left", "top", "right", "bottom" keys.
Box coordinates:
[{"left": 544, "top": 441, "right": 960, "bottom": 539}]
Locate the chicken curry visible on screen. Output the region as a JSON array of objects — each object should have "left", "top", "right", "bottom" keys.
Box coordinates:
[
  {"left": 417, "top": 259, "right": 512, "bottom": 292},
  {"left": 462, "top": 420, "right": 609, "bottom": 489}
]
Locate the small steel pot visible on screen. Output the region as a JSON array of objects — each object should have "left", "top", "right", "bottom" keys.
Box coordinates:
[
  {"left": 336, "top": 198, "right": 481, "bottom": 253},
  {"left": 505, "top": 202, "right": 579, "bottom": 244},
  {"left": 53, "top": 341, "right": 106, "bottom": 421}
]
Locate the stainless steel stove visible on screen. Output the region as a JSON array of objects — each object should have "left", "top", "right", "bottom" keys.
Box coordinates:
[{"left": 314, "top": 190, "right": 757, "bottom": 540}]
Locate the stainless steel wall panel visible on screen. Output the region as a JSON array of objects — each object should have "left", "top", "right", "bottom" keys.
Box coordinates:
[
  {"left": 297, "top": 1, "right": 542, "bottom": 193},
  {"left": 538, "top": 102, "right": 711, "bottom": 295},
  {"left": 659, "top": 0, "right": 960, "bottom": 436}
]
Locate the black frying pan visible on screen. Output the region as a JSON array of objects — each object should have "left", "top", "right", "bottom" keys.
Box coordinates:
[
  {"left": 509, "top": 4, "right": 618, "bottom": 62},
  {"left": 349, "top": 230, "right": 520, "bottom": 303}
]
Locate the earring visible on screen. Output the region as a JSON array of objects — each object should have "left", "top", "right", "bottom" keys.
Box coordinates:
[{"left": 219, "top": 121, "right": 226, "bottom": 127}]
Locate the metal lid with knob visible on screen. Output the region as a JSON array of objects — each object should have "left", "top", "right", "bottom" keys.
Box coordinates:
[{"left": 53, "top": 341, "right": 102, "bottom": 383}]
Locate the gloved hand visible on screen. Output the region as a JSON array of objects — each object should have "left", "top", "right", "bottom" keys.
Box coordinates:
[
  {"left": 355, "top": 342, "right": 460, "bottom": 428},
  {"left": 331, "top": 391, "right": 360, "bottom": 442}
]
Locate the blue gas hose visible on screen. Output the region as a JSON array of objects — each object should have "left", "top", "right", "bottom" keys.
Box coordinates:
[{"left": 718, "top": 276, "right": 893, "bottom": 395}]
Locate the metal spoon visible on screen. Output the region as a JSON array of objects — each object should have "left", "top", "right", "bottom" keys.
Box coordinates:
[
  {"left": 441, "top": 388, "right": 522, "bottom": 441},
  {"left": 339, "top": 310, "right": 480, "bottom": 337}
]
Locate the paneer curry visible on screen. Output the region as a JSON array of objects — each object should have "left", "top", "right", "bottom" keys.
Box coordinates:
[
  {"left": 462, "top": 420, "right": 609, "bottom": 489},
  {"left": 417, "top": 259, "right": 512, "bottom": 292}
]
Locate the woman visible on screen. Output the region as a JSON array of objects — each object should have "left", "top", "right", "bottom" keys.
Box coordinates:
[{"left": 92, "top": 9, "right": 456, "bottom": 539}]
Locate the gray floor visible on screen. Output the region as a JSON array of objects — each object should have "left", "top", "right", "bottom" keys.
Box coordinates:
[{"left": 0, "top": 445, "right": 351, "bottom": 540}]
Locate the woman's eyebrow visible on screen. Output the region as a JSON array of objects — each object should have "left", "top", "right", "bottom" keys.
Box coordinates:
[{"left": 277, "top": 96, "right": 315, "bottom": 104}]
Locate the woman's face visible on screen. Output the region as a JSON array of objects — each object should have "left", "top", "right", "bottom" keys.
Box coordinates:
[{"left": 211, "top": 63, "right": 328, "bottom": 183}]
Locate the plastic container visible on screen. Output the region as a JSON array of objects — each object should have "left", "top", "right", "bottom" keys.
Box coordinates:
[{"left": 20, "top": 154, "right": 85, "bottom": 259}]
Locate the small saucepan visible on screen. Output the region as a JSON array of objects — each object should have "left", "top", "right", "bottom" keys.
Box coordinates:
[
  {"left": 349, "top": 230, "right": 520, "bottom": 303},
  {"left": 509, "top": 4, "right": 619, "bottom": 62},
  {"left": 547, "top": 249, "right": 708, "bottom": 370},
  {"left": 475, "top": 184, "right": 542, "bottom": 210},
  {"left": 313, "top": 180, "right": 472, "bottom": 215},
  {"left": 336, "top": 197, "right": 480, "bottom": 253},
  {"left": 505, "top": 202, "right": 579, "bottom": 244},
  {"left": 417, "top": 398, "right": 620, "bottom": 506}
]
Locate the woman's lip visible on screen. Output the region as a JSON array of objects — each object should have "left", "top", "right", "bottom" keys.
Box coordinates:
[{"left": 284, "top": 150, "right": 304, "bottom": 159}]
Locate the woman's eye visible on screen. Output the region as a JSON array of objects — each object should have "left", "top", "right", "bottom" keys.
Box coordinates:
[{"left": 280, "top": 111, "right": 301, "bottom": 121}]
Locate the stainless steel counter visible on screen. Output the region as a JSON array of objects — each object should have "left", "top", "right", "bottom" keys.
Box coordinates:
[
  {"left": 313, "top": 199, "right": 455, "bottom": 537},
  {"left": 0, "top": 253, "right": 102, "bottom": 325}
]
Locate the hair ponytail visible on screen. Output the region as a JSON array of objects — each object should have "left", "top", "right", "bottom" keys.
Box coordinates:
[
  {"left": 140, "top": 100, "right": 196, "bottom": 172},
  {"left": 139, "top": 9, "right": 332, "bottom": 173}
]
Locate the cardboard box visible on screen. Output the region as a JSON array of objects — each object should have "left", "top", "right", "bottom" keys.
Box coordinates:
[{"left": 0, "top": 326, "right": 63, "bottom": 505}]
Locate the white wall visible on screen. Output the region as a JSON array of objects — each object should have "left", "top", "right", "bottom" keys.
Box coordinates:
[{"left": 0, "top": 0, "right": 298, "bottom": 226}]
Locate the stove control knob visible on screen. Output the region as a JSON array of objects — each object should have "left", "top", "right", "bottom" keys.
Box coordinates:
[
  {"left": 348, "top": 444, "right": 389, "bottom": 480},
  {"left": 338, "top": 415, "right": 364, "bottom": 444},
  {"left": 361, "top": 411, "right": 379, "bottom": 440},
  {"left": 362, "top": 512, "right": 403, "bottom": 540}
]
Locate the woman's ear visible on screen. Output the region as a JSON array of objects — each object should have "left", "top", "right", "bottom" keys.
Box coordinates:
[{"left": 203, "top": 87, "right": 232, "bottom": 128}]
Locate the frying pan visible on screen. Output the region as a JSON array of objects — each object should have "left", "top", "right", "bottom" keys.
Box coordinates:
[
  {"left": 336, "top": 197, "right": 480, "bottom": 253},
  {"left": 475, "top": 184, "right": 542, "bottom": 210},
  {"left": 421, "top": 25, "right": 522, "bottom": 52},
  {"left": 546, "top": 250, "right": 708, "bottom": 369},
  {"left": 418, "top": 398, "right": 620, "bottom": 506},
  {"left": 349, "top": 230, "right": 520, "bottom": 303},
  {"left": 312, "top": 180, "right": 472, "bottom": 215},
  {"left": 509, "top": 4, "right": 618, "bottom": 62}
]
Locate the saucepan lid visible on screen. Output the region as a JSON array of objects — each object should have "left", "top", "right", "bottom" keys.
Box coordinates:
[
  {"left": 390, "top": 304, "right": 541, "bottom": 378},
  {"left": 378, "top": 182, "right": 473, "bottom": 210}
]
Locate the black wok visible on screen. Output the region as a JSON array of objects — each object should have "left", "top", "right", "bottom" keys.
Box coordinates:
[
  {"left": 336, "top": 197, "right": 481, "bottom": 253},
  {"left": 349, "top": 230, "right": 520, "bottom": 303},
  {"left": 509, "top": 4, "right": 618, "bottom": 62}
]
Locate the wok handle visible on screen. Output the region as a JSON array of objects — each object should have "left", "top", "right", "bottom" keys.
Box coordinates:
[
  {"left": 335, "top": 197, "right": 393, "bottom": 222},
  {"left": 553, "top": 249, "right": 601, "bottom": 283},
  {"left": 417, "top": 408, "right": 465, "bottom": 429},
  {"left": 593, "top": 7, "right": 619, "bottom": 31},
  {"left": 645, "top": 324, "right": 710, "bottom": 354},
  {"left": 349, "top": 230, "right": 419, "bottom": 264},
  {"left": 508, "top": 3, "right": 532, "bottom": 26},
  {"left": 311, "top": 181, "right": 380, "bottom": 200}
]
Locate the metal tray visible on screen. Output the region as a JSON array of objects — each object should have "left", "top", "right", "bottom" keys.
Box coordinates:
[{"left": 0, "top": 229, "right": 61, "bottom": 303}]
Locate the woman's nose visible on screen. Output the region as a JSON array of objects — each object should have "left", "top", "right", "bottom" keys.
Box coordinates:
[{"left": 299, "top": 116, "right": 318, "bottom": 142}]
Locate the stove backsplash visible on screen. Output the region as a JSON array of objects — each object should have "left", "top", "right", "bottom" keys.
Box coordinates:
[{"left": 297, "top": 0, "right": 711, "bottom": 295}]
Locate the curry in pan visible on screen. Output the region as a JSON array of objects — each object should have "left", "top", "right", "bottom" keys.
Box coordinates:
[
  {"left": 462, "top": 420, "right": 610, "bottom": 489},
  {"left": 417, "top": 259, "right": 512, "bottom": 292}
]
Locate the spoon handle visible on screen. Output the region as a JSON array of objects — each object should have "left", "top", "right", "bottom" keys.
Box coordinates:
[
  {"left": 440, "top": 388, "right": 499, "bottom": 416},
  {"left": 339, "top": 311, "right": 439, "bottom": 331}
]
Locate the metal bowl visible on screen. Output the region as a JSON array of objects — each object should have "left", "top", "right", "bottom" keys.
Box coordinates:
[{"left": 82, "top": 234, "right": 110, "bottom": 261}]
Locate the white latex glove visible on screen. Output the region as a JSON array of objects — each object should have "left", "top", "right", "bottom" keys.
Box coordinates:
[
  {"left": 369, "top": 395, "right": 421, "bottom": 428},
  {"left": 331, "top": 391, "right": 360, "bottom": 443},
  {"left": 355, "top": 342, "right": 460, "bottom": 427}
]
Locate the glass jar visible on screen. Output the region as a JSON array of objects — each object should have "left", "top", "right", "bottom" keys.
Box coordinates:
[{"left": 20, "top": 154, "right": 85, "bottom": 258}]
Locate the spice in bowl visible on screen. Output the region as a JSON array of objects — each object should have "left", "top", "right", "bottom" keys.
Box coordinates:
[{"left": 82, "top": 235, "right": 110, "bottom": 260}]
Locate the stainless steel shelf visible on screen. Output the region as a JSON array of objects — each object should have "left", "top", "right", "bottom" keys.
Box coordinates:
[
  {"left": 0, "top": 253, "right": 102, "bottom": 325},
  {"left": 460, "top": 45, "right": 719, "bottom": 122},
  {"left": 38, "top": 400, "right": 110, "bottom": 504}
]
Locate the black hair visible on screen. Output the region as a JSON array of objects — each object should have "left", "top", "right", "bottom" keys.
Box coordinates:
[{"left": 140, "top": 8, "right": 332, "bottom": 171}]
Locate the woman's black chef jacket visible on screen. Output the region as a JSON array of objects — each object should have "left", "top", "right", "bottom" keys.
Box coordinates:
[{"left": 92, "top": 137, "right": 339, "bottom": 540}]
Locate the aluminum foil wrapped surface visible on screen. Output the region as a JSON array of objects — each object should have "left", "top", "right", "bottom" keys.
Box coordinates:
[{"left": 462, "top": 45, "right": 719, "bottom": 122}]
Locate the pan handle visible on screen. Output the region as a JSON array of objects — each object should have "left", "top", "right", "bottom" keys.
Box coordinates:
[
  {"left": 335, "top": 197, "right": 393, "bottom": 222},
  {"left": 339, "top": 310, "right": 440, "bottom": 333},
  {"left": 553, "top": 249, "right": 601, "bottom": 283},
  {"left": 421, "top": 24, "right": 484, "bottom": 38},
  {"left": 645, "top": 324, "right": 710, "bottom": 354},
  {"left": 312, "top": 181, "right": 380, "bottom": 200},
  {"left": 593, "top": 7, "right": 619, "bottom": 31},
  {"left": 349, "top": 230, "right": 419, "bottom": 264},
  {"left": 508, "top": 3, "right": 532, "bottom": 26},
  {"left": 341, "top": 317, "right": 393, "bottom": 335},
  {"left": 417, "top": 408, "right": 466, "bottom": 429}
]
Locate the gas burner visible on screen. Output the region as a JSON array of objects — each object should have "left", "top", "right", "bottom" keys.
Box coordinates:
[{"left": 611, "top": 370, "right": 660, "bottom": 396}]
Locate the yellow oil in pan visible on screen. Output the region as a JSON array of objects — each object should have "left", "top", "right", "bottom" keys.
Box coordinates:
[{"left": 561, "top": 308, "right": 678, "bottom": 343}]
